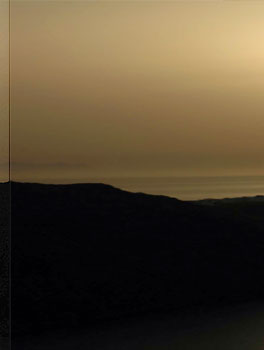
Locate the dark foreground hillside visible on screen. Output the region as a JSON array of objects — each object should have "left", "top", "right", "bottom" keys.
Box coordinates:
[
  {"left": 9, "top": 182, "right": 264, "bottom": 337},
  {"left": 0, "top": 183, "right": 9, "bottom": 338}
]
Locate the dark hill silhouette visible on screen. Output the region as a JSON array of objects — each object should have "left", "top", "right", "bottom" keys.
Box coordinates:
[
  {"left": 4, "top": 182, "right": 264, "bottom": 336},
  {"left": 0, "top": 183, "right": 9, "bottom": 338}
]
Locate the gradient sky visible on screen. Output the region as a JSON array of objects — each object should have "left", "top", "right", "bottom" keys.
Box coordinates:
[
  {"left": 8, "top": 0, "right": 264, "bottom": 182},
  {"left": 0, "top": 0, "right": 9, "bottom": 181}
]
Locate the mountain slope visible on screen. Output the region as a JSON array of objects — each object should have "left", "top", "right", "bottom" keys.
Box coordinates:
[
  {"left": 0, "top": 183, "right": 9, "bottom": 337},
  {"left": 8, "top": 182, "right": 264, "bottom": 336}
]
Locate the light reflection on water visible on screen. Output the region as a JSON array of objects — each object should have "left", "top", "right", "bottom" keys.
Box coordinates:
[
  {"left": 98, "top": 175, "right": 264, "bottom": 200},
  {"left": 13, "top": 302, "right": 264, "bottom": 350}
]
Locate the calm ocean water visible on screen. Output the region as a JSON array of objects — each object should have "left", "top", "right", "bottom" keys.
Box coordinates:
[{"left": 86, "top": 176, "right": 264, "bottom": 200}]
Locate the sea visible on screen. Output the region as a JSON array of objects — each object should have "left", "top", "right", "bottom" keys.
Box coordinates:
[{"left": 85, "top": 175, "right": 264, "bottom": 201}]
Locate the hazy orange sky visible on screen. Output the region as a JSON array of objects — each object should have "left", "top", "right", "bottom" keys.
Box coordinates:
[
  {"left": 6, "top": 1, "right": 264, "bottom": 182},
  {"left": 0, "top": 0, "right": 9, "bottom": 181}
]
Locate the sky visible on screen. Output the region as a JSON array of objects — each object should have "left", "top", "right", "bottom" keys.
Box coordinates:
[
  {"left": 6, "top": 0, "right": 264, "bottom": 182},
  {"left": 0, "top": 0, "right": 9, "bottom": 181}
]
